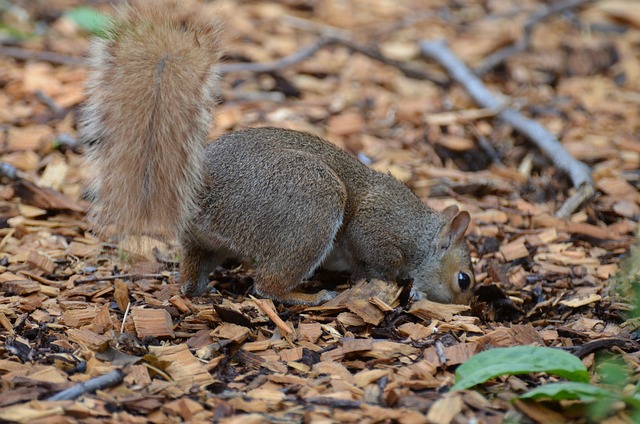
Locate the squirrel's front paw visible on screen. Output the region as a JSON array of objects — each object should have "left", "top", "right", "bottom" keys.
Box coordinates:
[
  {"left": 410, "top": 288, "right": 427, "bottom": 301},
  {"left": 316, "top": 289, "right": 338, "bottom": 303}
]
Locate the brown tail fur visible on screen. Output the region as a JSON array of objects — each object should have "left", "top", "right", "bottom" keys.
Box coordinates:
[{"left": 80, "top": 0, "right": 223, "bottom": 239}]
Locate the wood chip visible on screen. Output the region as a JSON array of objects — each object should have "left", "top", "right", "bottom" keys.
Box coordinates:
[
  {"left": 409, "top": 300, "right": 470, "bottom": 322},
  {"left": 327, "top": 112, "right": 365, "bottom": 136},
  {"left": 211, "top": 322, "right": 250, "bottom": 344},
  {"left": 59, "top": 307, "right": 101, "bottom": 328},
  {"left": 559, "top": 293, "right": 602, "bottom": 308},
  {"left": 322, "top": 279, "right": 401, "bottom": 325},
  {"left": 250, "top": 296, "right": 292, "bottom": 336},
  {"left": 525, "top": 228, "right": 558, "bottom": 247},
  {"left": 3, "top": 1, "right": 638, "bottom": 422},
  {"left": 397, "top": 322, "right": 434, "bottom": 340},
  {"left": 131, "top": 307, "right": 175, "bottom": 339},
  {"left": 1, "top": 277, "right": 40, "bottom": 295},
  {"left": 426, "top": 394, "right": 464, "bottom": 424},
  {"left": 67, "top": 328, "right": 111, "bottom": 351},
  {"left": 424, "top": 342, "right": 478, "bottom": 366},
  {"left": 149, "top": 344, "right": 214, "bottom": 391},
  {"left": 499, "top": 238, "right": 529, "bottom": 261},
  {"left": 298, "top": 323, "right": 323, "bottom": 343},
  {"left": 113, "top": 279, "right": 130, "bottom": 313},
  {"left": 477, "top": 325, "right": 545, "bottom": 348}
]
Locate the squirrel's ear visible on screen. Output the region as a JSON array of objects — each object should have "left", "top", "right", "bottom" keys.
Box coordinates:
[
  {"left": 437, "top": 210, "right": 470, "bottom": 250},
  {"left": 449, "top": 211, "right": 470, "bottom": 242}
]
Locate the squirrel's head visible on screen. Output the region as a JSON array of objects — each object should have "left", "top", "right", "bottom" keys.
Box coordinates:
[{"left": 412, "top": 205, "right": 475, "bottom": 304}]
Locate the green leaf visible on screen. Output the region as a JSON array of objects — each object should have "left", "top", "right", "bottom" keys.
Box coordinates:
[
  {"left": 520, "top": 382, "right": 616, "bottom": 402},
  {"left": 597, "top": 355, "right": 629, "bottom": 387},
  {"left": 624, "top": 394, "right": 640, "bottom": 410},
  {"left": 451, "top": 346, "right": 589, "bottom": 391},
  {"left": 65, "top": 7, "right": 109, "bottom": 35}
]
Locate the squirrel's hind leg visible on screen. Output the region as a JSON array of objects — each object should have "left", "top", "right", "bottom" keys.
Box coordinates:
[
  {"left": 180, "top": 239, "right": 229, "bottom": 297},
  {"left": 253, "top": 209, "right": 344, "bottom": 306}
]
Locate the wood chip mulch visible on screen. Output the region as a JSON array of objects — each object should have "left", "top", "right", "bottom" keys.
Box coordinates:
[{"left": 0, "top": 0, "right": 639, "bottom": 422}]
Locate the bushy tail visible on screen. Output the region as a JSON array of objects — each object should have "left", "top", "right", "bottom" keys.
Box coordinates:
[{"left": 80, "top": 0, "right": 223, "bottom": 239}]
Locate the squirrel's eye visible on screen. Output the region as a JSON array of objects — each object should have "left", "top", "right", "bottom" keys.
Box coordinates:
[{"left": 458, "top": 272, "right": 471, "bottom": 291}]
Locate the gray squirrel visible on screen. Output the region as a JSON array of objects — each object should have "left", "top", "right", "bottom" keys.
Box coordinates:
[{"left": 80, "top": 0, "right": 475, "bottom": 305}]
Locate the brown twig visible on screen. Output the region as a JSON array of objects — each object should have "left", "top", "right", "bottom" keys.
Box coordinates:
[
  {"left": 569, "top": 337, "right": 640, "bottom": 358},
  {"left": 47, "top": 369, "right": 124, "bottom": 401},
  {"left": 304, "top": 396, "right": 362, "bottom": 408},
  {"left": 34, "top": 90, "right": 66, "bottom": 117},
  {"left": 420, "top": 39, "right": 594, "bottom": 217},
  {"left": 474, "top": 0, "right": 595, "bottom": 75},
  {"left": 329, "top": 36, "right": 446, "bottom": 85},
  {"left": 17, "top": 270, "right": 65, "bottom": 287},
  {"left": 75, "top": 273, "right": 165, "bottom": 284},
  {"left": 250, "top": 295, "right": 293, "bottom": 337},
  {"left": 219, "top": 35, "right": 445, "bottom": 85},
  {"left": 218, "top": 38, "right": 333, "bottom": 74},
  {"left": 555, "top": 185, "right": 596, "bottom": 218},
  {"left": 0, "top": 45, "right": 84, "bottom": 66},
  {"left": 284, "top": 16, "right": 447, "bottom": 85},
  {"left": 0, "top": 162, "right": 19, "bottom": 180}
]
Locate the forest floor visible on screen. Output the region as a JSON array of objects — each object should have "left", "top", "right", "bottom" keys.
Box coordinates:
[{"left": 0, "top": 0, "right": 639, "bottom": 423}]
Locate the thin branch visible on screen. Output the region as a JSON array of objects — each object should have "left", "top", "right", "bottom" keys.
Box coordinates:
[
  {"left": 18, "top": 270, "right": 65, "bottom": 287},
  {"left": 47, "top": 369, "right": 124, "bottom": 401},
  {"left": 250, "top": 295, "right": 293, "bottom": 337},
  {"left": 475, "top": 0, "right": 595, "bottom": 75},
  {"left": 120, "top": 302, "right": 132, "bottom": 334},
  {"left": 218, "top": 36, "right": 445, "bottom": 85},
  {"left": 75, "top": 273, "right": 165, "bottom": 284},
  {"left": 34, "top": 90, "right": 66, "bottom": 117},
  {"left": 555, "top": 184, "right": 596, "bottom": 218},
  {"left": 218, "top": 38, "right": 333, "bottom": 74},
  {"left": 283, "top": 15, "right": 355, "bottom": 39},
  {"left": 0, "top": 45, "right": 84, "bottom": 66},
  {"left": 420, "top": 39, "right": 594, "bottom": 217},
  {"left": 227, "top": 91, "right": 285, "bottom": 103},
  {"left": 304, "top": 396, "right": 362, "bottom": 409},
  {"left": 284, "top": 16, "right": 447, "bottom": 85},
  {"left": 329, "top": 36, "right": 446, "bottom": 85},
  {"left": 0, "top": 161, "right": 19, "bottom": 180}
]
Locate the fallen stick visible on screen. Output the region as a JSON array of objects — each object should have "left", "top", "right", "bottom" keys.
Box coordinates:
[
  {"left": 329, "top": 36, "right": 446, "bottom": 85},
  {"left": 284, "top": 15, "right": 447, "bottom": 85},
  {"left": 249, "top": 295, "right": 293, "bottom": 337},
  {"left": 47, "top": 369, "right": 124, "bottom": 401},
  {"left": 218, "top": 38, "right": 332, "bottom": 74},
  {"left": 74, "top": 273, "right": 165, "bottom": 284},
  {"left": 0, "top": 45, "right": 84, "bottom": 66},
  {"left": 475, "top": 0, "right": 595, "bottom": 75},
  {"left": 420, "top": 39, "right": 594, "bottom": 217},
  {"left": 218, "top": 36, "right": 445, "bottom": 85}
]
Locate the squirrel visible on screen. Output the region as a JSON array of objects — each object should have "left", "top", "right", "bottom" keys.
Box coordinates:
[{"left": 79, "top": 0, "right": 475, "bottom": 306}]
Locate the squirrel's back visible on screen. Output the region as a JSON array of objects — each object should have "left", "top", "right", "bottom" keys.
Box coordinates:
[{"left": 80, "top": 0, "right": 223, "bottom": 238}]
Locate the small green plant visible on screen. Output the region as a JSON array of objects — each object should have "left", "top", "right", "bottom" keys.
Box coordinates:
[
  {"left": 451, "top": 346, "right": 640, "bottom": 420},
  {"left": 611, "top": 246, "right": 640, "bottom": 319},
  {"left": 451, "top": 345, "right": 589, "bottom": 391},
  {"left": 65, "top": 7, "right": 109, "bottom": 36}
]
